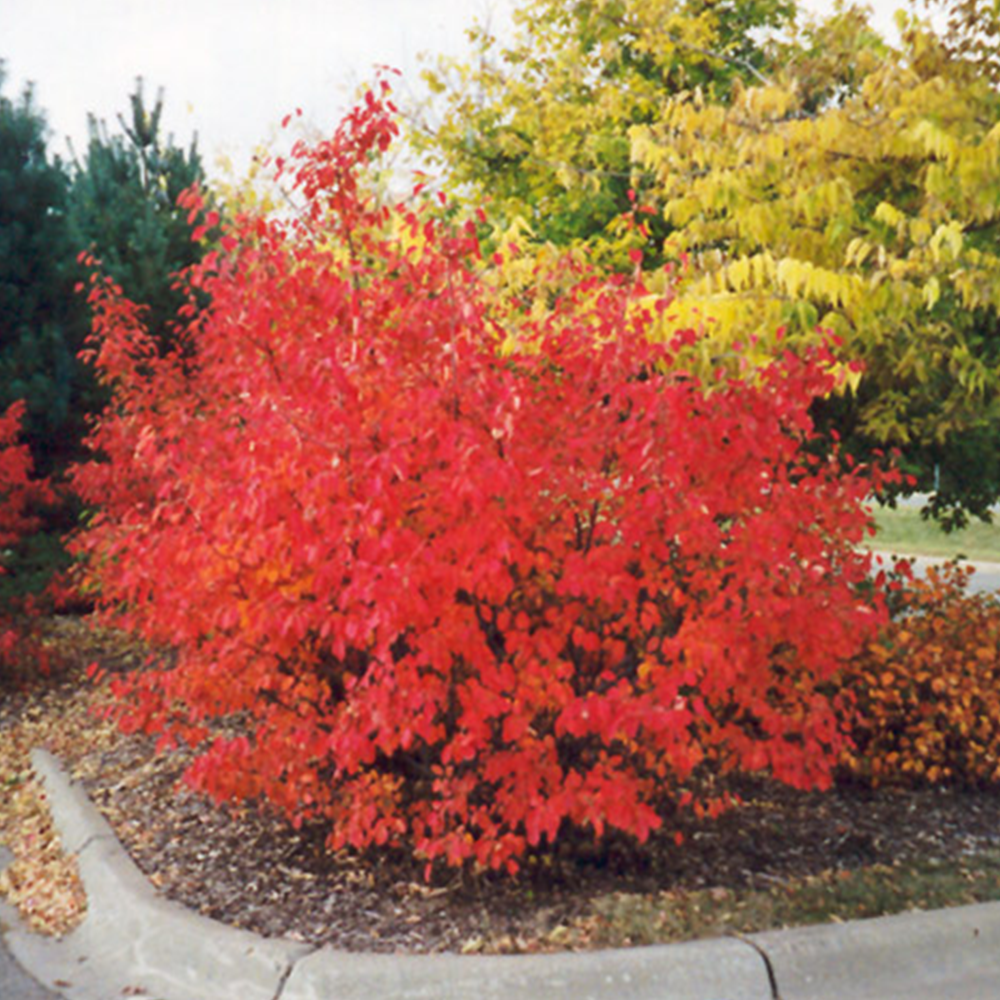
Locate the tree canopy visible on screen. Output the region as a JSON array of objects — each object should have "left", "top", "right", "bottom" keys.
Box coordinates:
[
  {"left": 415, "top": 0, "right": 794, "bottom": 250},
  {"left": 0, "top": 65, "right": 82, "bottom": 475},
  {"left": 66, "top": 79, "right": 213, "bottom": 357},
  {"left": 415, "top": 1, "right": 1000, "bottom": 525}
]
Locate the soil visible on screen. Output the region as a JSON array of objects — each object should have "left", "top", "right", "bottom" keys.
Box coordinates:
[{"left": 10, "top": 616, "right": 1000, "bottom": 954}]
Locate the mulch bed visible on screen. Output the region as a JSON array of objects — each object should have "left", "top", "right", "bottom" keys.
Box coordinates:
[{"left": 13, "top": 615, "right": 1000, "bottom": 954}]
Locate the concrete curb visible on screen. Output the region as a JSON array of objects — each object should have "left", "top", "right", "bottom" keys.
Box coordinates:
[
  {"left": 0, "top": 845, "right": 59, "bottom": 1000},
  {"left": 15, "top": 749, "right": 773, "bottom": 1000},
  {"left": 6, "top": 748, "right": 1000, "bottom": 999},
  {"left": 8, "top": 751, "right": 311, "bottom": 1000},
  {"left": 755, "top": 903, "right": 1000, "bottom": 999}
]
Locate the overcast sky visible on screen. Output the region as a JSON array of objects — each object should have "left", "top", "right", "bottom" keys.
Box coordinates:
[{"left": 3, "top": 0, "right": 915, "bottom": 178}]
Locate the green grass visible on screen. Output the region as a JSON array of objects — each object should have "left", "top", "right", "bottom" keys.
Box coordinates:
[
  {"left": 558, "top": 852, "right": 1000, "bottom": 949},
  {"left": 869, "top": 506, "right": 1000, "bottom": 563}
]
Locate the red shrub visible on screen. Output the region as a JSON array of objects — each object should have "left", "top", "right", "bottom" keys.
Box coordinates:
[
  {"left": 0, "top": 401, "right": 53, "bottom": 684},
  {"left": 843, "top": 561, "right": 1000, "bottom": 787},
  {"left": 72, "top": 84, "right": 894, "bottom": 874}
]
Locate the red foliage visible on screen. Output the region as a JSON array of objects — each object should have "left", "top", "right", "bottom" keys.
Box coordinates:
[
  {"left": 71, "top": 84, "right": 896, "bottom": 874},
  {"left": 0, "top": 402, "right": 41, "bottom": 550},
  {"left": 0, "top": 401, "right": 54, "bottom": 683}
]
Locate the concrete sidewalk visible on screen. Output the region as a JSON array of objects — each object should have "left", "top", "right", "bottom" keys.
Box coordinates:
[{"left": 3, "top": 749, "right": 1000, "bottom": 999}]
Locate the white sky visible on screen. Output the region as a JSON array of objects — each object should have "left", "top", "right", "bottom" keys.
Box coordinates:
[{"left": 2, "top": 0, "right": 914, "bottom": 178}]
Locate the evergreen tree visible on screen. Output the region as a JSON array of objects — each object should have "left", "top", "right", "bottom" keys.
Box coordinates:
[
  {"left": 66, "top": 79, "right": 211, "bottom": 356},
  {"left": 0, "top": 63, "right": 82, "bottom": 476}
]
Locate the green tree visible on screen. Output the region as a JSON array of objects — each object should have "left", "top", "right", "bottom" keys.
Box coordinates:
[
  {"left": 922, "top": 0, "right": 1000, "bottom": 83},
  {"left": 66, "top": 79, "right": 212, "bottom": 356},
  {"left": 415, "top": 2, "right": 1000, "bottom": 525},
  {"left": 626, "top": 13, "right": 1000, "bottom": 525},
  {"left": 415, "top": 0, "right": 794, "bottom": 254},
  {"left": 0, "top": 63, "right": 83, "bottom": 476}
]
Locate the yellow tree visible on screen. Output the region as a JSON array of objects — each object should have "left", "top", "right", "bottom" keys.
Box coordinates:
[
  {"left": 629, "top": 13, "right": 1000, "bottom": 523},
  {"left": 922, "top": 0, "right": 1000, "bottom": 83},
  {"left": 414, "top": 0, "right": 794, "bottom": 254},
  {"left": 415, "top": 2, "right": 1000, "bottom": 524}
]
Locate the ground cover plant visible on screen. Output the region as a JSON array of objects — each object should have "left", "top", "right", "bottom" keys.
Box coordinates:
[{"left": 69, "top": 83, "right": 902, "bottom": 880}]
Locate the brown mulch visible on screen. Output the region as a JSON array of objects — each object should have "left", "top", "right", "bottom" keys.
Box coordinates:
[{"left": 7, "top": 615, "right": 1000, "bottom": 953}]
